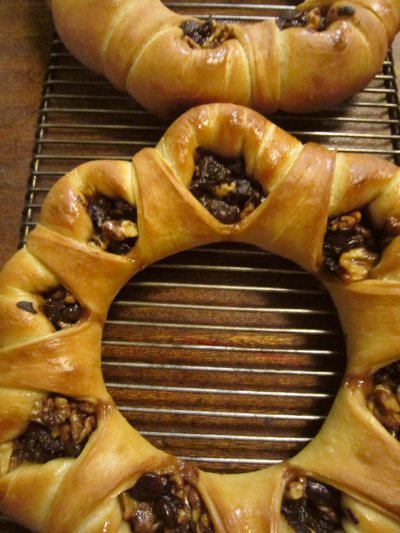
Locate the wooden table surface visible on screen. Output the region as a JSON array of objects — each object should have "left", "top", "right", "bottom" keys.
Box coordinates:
[
  {"left": 0, "top": 1, "right": 53, "bottom": 270},
  {"left": 0, "top": 2, "right": 400, "bottom": 532}
]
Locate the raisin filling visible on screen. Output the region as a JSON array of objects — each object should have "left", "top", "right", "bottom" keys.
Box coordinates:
[
  {"left": 189, "top": 147, "right": 266, "bottom": 224},
  {"left": 42, "top": 286, "right": 82, "bottom": 330},
  {"left": 322, "top": 210, "right": 380, "bottom": 283},
  {"left": 11, "top": 395, "right": 97, "bottom": 467},
  {"left": 367, "top": 360, "right": 400, "bottom": 440},
  {"left": 120, "top": 462, "right": 214, "bottom": 532},
  {"left": 181, "top": 16, "right": 235, "bottom": 48},
  {"left": 276, "top": 5, "right": 355, "bottom": 31},
  {"left": 86, "top": 194, "right": 138, "bottom": 255},
  {"left": 323, "top": 211, "right": 400, "bottom": 283},
  {"left": 281, "top": 475, "right": 345, "bottom": 533}
]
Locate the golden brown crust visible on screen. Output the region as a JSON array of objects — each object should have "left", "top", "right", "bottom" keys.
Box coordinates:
[
  {"left": 47, "top": 0, "right": 400, "bottom": 117},
  {"left": 2, "top": 103, "right": 400, "bottom": 530}
]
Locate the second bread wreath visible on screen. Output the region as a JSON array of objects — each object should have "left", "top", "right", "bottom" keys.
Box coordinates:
[{"left": 46, "top": 0, "right": 400, "bottom": 117}]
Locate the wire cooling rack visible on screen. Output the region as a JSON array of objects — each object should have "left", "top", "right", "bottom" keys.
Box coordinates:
[{"left": 18, "top": 0, "right": 400, "bottom": 478}]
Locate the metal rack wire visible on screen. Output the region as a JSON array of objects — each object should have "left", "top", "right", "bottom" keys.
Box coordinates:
[{"left": 19, "top": 2, "right": 400, "bottom": 477}]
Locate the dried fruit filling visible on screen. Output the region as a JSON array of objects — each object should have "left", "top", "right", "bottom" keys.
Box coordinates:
[
  {"left": 323, "top": 210, "right": 378, "bottom": 283},
  {"left": 367, "top": 360, "right": 400, "bottom": 440},
  {"left": 189, "top": 147, "right": 266, "bottom": 224},
  {"left": 281, "top": 475, "right": 350, "bottom": 532},
  {"left": 276, "top": 5, "right": 355, "bottom": 31},
  {"left": 86, "top": 194, "right": 138, "bottom": 255},
  {"left": 42, "top": 286, "right": 82, "bottom": 330},
  {"left": 120, "top": 463, "right": 214, "bottom": 532},
  {"left": 11, "top": 395, "right": 97, "bottom": 467},
  {"left": 323, "top": 211, "right": 400, "bottom": 283},
  {"left": 181, "top": 16, "right": 235, "bottom": 49}
]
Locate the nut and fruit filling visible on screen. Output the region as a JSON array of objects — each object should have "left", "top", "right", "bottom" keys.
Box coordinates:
[
  {"left": 276, "top": 5, "right": 355, "bottom": 31},
  {"left": 181, "top": 16, "right": 235, "bottom": 49},
  {"left": 86, "top": 194, "right": 138, "bottom": 255},
  {"left": 323, "top": 211, "right": 400, "bottom": 283},
  {"left": 189, "top": 147, "right": 266, "bottom": 224},
  {"left": 16, "top": 286, "right": 83, "bottom": 331},
  {"left": 322, "top": 210, "right": 379, "bottom": 283},
  {"left": 120, "top": 463, "right": 214, "bottom": 532},
  {"left": 11, "top": 395, "right": 97, "bottom": 468},
  {"left": 281, "top": 475, "right": 350, "bottom": 532},
  {"left": 41, "top": 286, "right": 83, "bottom": 330},
  {"left": 367, "top": 361, "right": 400, "bottom": 439}
]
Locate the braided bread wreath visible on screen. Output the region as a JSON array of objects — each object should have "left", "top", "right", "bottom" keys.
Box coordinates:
[
  {"left": 46, "top": 0, "right": 400, "bottom": 118},
  {"left": 3, "top": 102, "right": 400, "bottom": 532}
]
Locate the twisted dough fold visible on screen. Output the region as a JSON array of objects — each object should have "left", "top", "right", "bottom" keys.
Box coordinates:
[
  {"left": 2, "top": 103, "right": 400, "bottom": 530},
  {"left": 46, "top": 0, "right": 400, "bottom": 117}
]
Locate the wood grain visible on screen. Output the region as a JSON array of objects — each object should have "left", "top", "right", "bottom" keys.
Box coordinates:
[{"left": 0, "top": 0, "right": 52, "bottom": 270}]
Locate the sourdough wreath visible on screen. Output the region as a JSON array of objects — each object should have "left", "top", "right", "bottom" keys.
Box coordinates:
[
  {"left": 2, "top": 103, "right": 400, "bottom": 531},
  {"left": 46, "top": 0, "right": 400, "bottom": 118}
]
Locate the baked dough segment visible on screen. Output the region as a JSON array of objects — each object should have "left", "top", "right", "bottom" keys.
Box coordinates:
[
  {"left": 156, "top": 102, "right": 303, "bottom": 189},
  {"left": 39, "top": 160, "right": 135, "bottom": 243},
  {"left": 326, "top": 280, "right": 400, "bottom": 373},
  {"left": 233, "top": 20, "right": 281, "bottom": 114},
  {"left": 25, "top": 158, "right": 140, "bottom": 319},
  {"left": 290, "top": 382, "right": 400, "bottom": 519},
  {"left": 341, "top": 493, "right": 400, "bottom": 532},
  {"left": 0, "top": 458, "right": 73, "bottom": 531},
  {"left": 132, "top": 147, "right": 230, "bottom": 267},
  {"left": 0, "top": 319, "right": 106, "bottom": 399},
  {"left": 0, "top": 389, "right": 44, "bottom": 445},
  {"left": 300, "top": 0, "right": 400, "bottom": 41},
  {"left": 236, "top": 142, "right": 335, "bottom": 272},
  {"left": 44, "top": 408, "right": 166, "bottom": 533},
  {"left": 328, "top": 152, "right": 399, "bottom": 217},
  {"left": 278, "top": 0, "right": 389, "bottom": 112},
  {"left": 45, "top": 0, "right": 136, "bottom": 75},
  {"left": 199, "top": 464, "right": 287, "bottom": 532},
  {"left": 46, "top": 0, "right": 400, "bottom": 117},
  {"left": 26, "top": 226, "right": 137, "bottom": 322},
  {"left": 102, "top": 0, "right": 184, "bottom": 93},
  {"left": 126, "top": 26, "right": 252, "bottom": 118}
]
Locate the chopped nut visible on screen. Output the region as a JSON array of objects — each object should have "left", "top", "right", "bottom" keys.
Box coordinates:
[
  {"left": 102, "top": 219, "right": 138, "bottom": 242},
  {"left": 286, "top": 477, "right": 307, "bottom": 500},
  {"left": 212, "top": 182, "right": 236, "bottom": 198},
  {"left": 64, "top": 293, "right": 77, "bottom": 304},
  {"left": 338, "top": 247, "right": 378, "bottom": 283},
  {"left": 331, "top": 211, "right": 361, "bottom": 232},
  {"left": 305, "top": 7, "right": 323, "bottom": 30},
  {"left": 33, "top": 396, "right": 70, "bottom": 427},
  {"left": 202, "top": 23, "right": 234, "bottom": 48},
  {"left": 11, "top": 395, "right": 97, "bottom": 466},
  {"left": 323, "top": 210, "right": 378, "bottom": 280},
  {"left": 367, "top": 361, "right": 400, "bottom": 439}
]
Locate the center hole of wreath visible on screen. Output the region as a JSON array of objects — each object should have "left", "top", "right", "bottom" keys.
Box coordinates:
[{"left": 102, "top": 243, "right": 346, "bottom": 473}]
